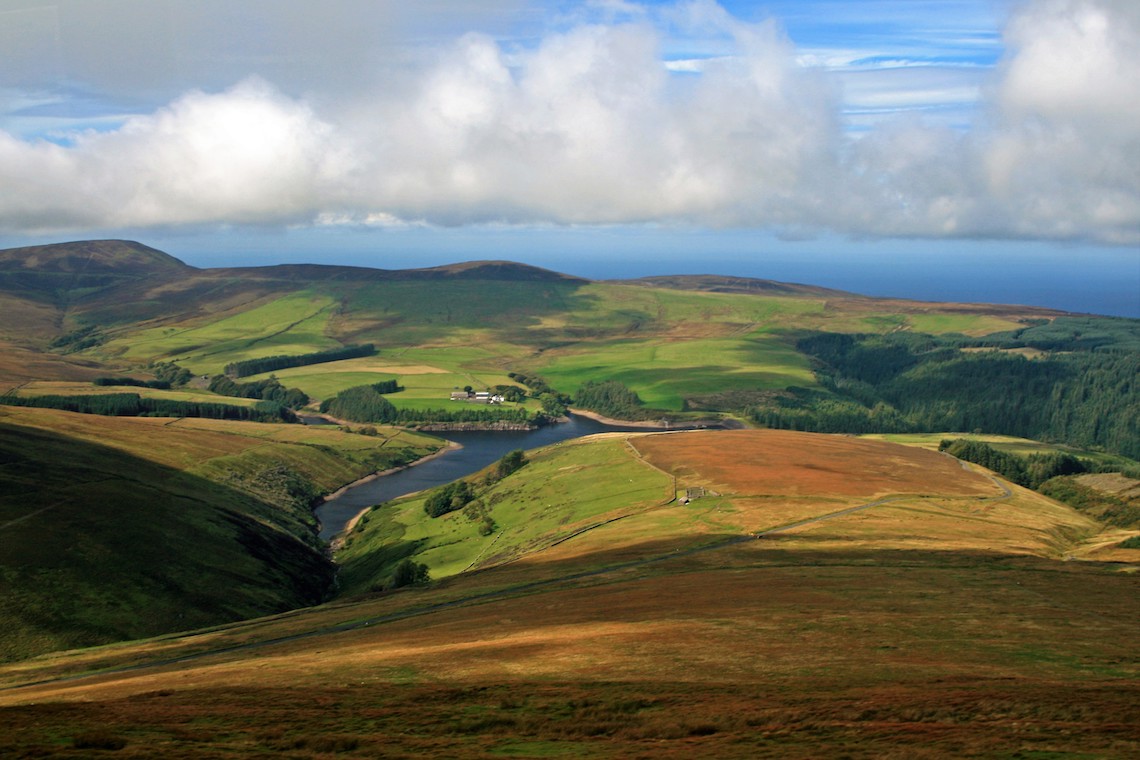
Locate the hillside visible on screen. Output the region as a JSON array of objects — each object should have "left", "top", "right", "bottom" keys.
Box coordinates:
[
  {"left": 1, "top": 237, "right": 1135, "bottom": 454},
  {"left": 0, "top": 239, "right": 190, "bottom": 275},
  {"left": 2, "top": 429, "right": 1136, "bottom": 758},
  {"left": 0, "top": 406, "right": 442, "bottom": 661}
]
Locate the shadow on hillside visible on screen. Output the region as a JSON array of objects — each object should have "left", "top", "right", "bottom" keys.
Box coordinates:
[{"left": 0, "top": 420, "right": 334, "bottom": 662}]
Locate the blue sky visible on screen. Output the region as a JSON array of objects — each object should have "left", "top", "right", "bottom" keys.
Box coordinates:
[{"left": 0, "top": 0, "right": 1137, "bottom": 315}]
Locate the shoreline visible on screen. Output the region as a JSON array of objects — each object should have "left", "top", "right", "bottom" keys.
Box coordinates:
[
  {"left": 568, "top": 407, "right": 738, "bottom": 430},
  {"left": 318, "top": 440, "right": 462, "bottom": 550},
  {"left": 568, "top": 407, "right": 675, "bottom": 428}
]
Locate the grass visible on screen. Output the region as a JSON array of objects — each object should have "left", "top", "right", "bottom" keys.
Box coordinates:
[
  {"left": 75, "top": 277, "right": 1038, "bottom": 418},
  {"left": 336, "top": 436, "right": 673, "bottom": 592},
  {"left": 531, "top": 333, "right": 815, "bottom": 411},
  {"left": 0, "top": 406, "right": 442, "bottom": 661},
  {"left": 863, "top": 432, "right": 1140, "bottom": 471},
  {"left": 103, "top": 291, "right": 341, "bottom": 374},
  {"left": 0, "top": 430, "right": 1136, "bottom": 757}
]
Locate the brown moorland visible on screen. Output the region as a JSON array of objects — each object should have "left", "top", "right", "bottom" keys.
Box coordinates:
[
  {"left": 634, "top": 429, "right": 997, "bottom": 499},
  {"left": 0, "top": 429, "right": 1136, "bottom": 758}
]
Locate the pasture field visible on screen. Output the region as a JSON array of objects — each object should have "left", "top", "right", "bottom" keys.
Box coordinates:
[
  {"left": 528, "top": 333, "right": 815, "bottom": 410},
  {"left": 241, "top": 345, "right": 531, "bottom": 407},
  {"left": 81, "top": 275, "right": 1038, "bottom": 417},
  {"left": 0, "top": 430, "right": 1136, "bottom": 758},
  {"left": 102, "top": 291, "right": 341, "bottom": 374},
  {"left": 336, "top": 437, "right": 674, "bottom": 592}
]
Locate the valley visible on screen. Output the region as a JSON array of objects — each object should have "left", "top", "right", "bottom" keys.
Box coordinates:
[{"left": 0, "top": 240, "right": 1137, "bottom": 757}]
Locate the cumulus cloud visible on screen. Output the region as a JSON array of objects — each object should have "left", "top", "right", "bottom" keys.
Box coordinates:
[
  {"left": 0, "top": 0, "right": 1136, "bottom": 244},
  {"left": 0, "top": 79, "right": 336, "bottom": 230}
]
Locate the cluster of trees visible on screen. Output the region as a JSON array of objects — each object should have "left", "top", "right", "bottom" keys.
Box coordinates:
[
  {"left": 959, "top": 316, "right": 1140, "bottom": 353},
  {"left": 1036, "top": 478, "right": 1140, "bottom": 530},
  {"left": 371, "top": 379, "right": 401, "bottom": 394},
  {"left": 223, "top": 344, "right": 375, "bottom": 378},
  {"left": 390, "top": 559, "right": 430, "bottom": 588},
  {"left": 940, "top": 439, "right": 1139, "bottom": 530},
  {"left": 320, "top": 385, "right": 396, "bottom": 422},
  {"left": 150, "top": 361, "right": 192, "bottom": 387},
  {"left": 321, "top": 383, "right": 536, "bottom": 426},
  {"left": 751, "top": 332, "right": 1139, "bottom": 459},
  {"left": 508, "top": 372, "right": 570, "bottom": 416},
  {"left": 0, "top": 392, "right": 295, "bottom": 422},
  {"left": 938, "top": 439, "right": 1088, "bottom": 490},
  {"left": 93, "top": 376, "right": 171, "bottom": 390},
  {"left": 423, "top": 449, "right": 528, "bottom": 534},
  {"left": 208, "top": 375, "right": 309, "bottom": 409},
  {"left": 48, "top": 325, "right": 104, "bottom": 353},
  {"left": 424, "top": 480, "right": 475, "bottom": 518},
  {"left": 574, "top": 379, "right": 650, "bottom": 420}
]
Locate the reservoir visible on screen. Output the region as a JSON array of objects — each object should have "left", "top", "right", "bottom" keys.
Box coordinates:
[{"left": 314, "top": 415, "right": 659, "bottom": 540}]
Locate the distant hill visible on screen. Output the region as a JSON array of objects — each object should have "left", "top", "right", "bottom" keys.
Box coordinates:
[
  {"left": 623, "top": 273, "right": 852, "bottom": 298},
  {"left": 0, "top": 240, "right": 193, "bottom": 311},
  {"left": 0, "top": 239, "right": 191, "bottom": 275},
  {"left": 213, "top": 259, "right": 586, "bottom": 284}
]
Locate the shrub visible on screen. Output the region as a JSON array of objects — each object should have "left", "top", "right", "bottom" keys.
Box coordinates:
[{"left": 390, "top": 559, "right": 430, "bottom": 588}]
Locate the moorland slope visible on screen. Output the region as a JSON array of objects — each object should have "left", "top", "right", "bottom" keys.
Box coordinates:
[
  {"left": 2, "top": 429, "right": 1136, "bottom": 758},
  {"left": 0, "top": 406, "right": 441, "bottom": 661}
]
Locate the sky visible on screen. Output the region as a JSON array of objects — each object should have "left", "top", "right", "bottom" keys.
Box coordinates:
[{"left": 0, "top": 0, "right": 1137, "bottom": 315}]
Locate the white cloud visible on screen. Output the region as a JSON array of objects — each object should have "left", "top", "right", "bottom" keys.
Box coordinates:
[
  {"left": 0, "top": 79, "right": 336, "bottom": 230},
  {"left": 0, "top": 0, "right": 1136, "bottom": 245}
]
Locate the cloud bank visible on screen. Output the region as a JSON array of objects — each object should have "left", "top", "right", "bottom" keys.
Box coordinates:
[{"left": 0, "top": 0, "right": 1136, "bottom": 244}]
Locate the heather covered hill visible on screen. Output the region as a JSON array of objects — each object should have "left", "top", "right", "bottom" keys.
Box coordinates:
[{"left": 2, "top": 429, "right": 1136, "bottom": 758}]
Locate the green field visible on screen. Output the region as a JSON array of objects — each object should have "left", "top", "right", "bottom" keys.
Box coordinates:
[
  {"left": 337, "top": 437, "right": 673, "bottom": 591},
  {"left": 103, "top": 291, "right": 341, "bottom": 374},
  {"left": 75, "top": 272, "right": 1042, "bottom": 419},
  {"left": 531, "top": 332, "right": 816, "bottom": 410}
]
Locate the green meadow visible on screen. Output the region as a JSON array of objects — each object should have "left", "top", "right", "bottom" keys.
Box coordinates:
[
  {"left": 531, "top": 333, "right": 816, "bottom": 410},
  {"left": 103, "top": 291, "right": 341, "bottom": 374},
  {"left": 77, "top": 270, "right": 1041, "bottom": 418},
  {"left": 336, "top": 437, "right": 673, "bottom": 592}
]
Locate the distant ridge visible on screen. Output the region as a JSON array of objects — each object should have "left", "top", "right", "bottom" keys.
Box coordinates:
[
  {"left": 0, "top": 239, "right": 192, "bottom": 275},
  {"left": 216, "top": 259, "right": 586, "bottom": 284},
  {"left": 622, "top": 274, "right": 854, "bottom": 298}
]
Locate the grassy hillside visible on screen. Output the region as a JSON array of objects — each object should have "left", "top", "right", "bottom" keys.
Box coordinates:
[
  {"left": 0, "top": 240, "right": 1061, "bottom": 416},
  {"left": 1, "top": 430, "right": 1136, "bottom": 758},
  {"left": 0, "top": 407, "right": 442, "bottom": 661}
]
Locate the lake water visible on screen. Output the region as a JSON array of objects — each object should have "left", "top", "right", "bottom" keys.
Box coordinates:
[{"left": 314, "top": 415, "right": 660, "bottom": 540}]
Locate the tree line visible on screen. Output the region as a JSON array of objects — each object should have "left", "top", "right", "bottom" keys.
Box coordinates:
[
  {"left": 751, "top": 331, "right": 1139, "bottom": 459},
  {"left": 573, "top": 379, "right": 665, "bottom": 420},
  {"left": 223, "top": 344, "right": 375, "bottom": 378},
  {"left": 0, "top": 392, "right": 296, "bottom": 422},
  {"left": 940, "top": 438, "right": 1139, "bottom": 530},
  {"left": 208, "top": 375, "right": 309, "bottom": 409}
]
